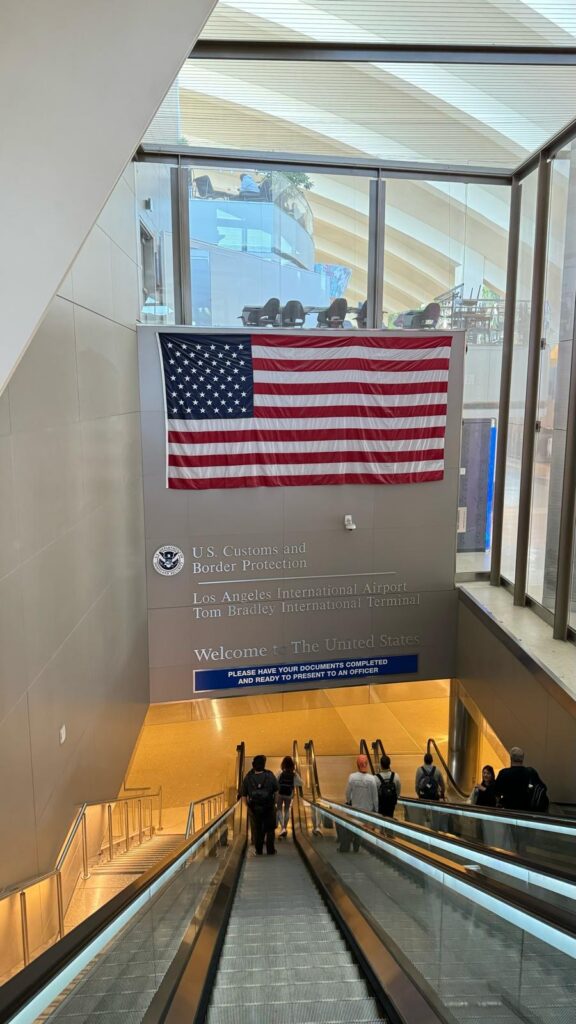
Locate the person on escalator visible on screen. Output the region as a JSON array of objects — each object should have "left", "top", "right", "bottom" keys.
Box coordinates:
[
  {"left": 415, "top": 753, "right": 446, "bottom": 801},
  {"left": 375, "top": 754, "right": 401, "bottom": 817},
  {"left": 339, "top": 754, "right": 379, "bottom": 852},
  {"left": 469, "top": 765, "right": 497, "bottom": 807},
  {"left": 276, "top": 755, "right": 303, "bottom": 838},
  {"left": 242, "top": 754, "right": 279, "bottom": 855},
  {"left": 494, "top": 748, "right": 548, "bottom": 812}
]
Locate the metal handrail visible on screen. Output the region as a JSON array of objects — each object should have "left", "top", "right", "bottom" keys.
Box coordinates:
[
  {"left": 185, "top": 791, "right": 226, "bottom": 839},
  {"left": 359, "top": 738, "right": 375, "bottom": 773},
  {"left": 235, "top": 741, "right": 246, "bottom": 796},
  {"left": 1, "top": 802, "right": 240, "bottom": 1024},
  {"left": 426, "top": 737, "right": 468, "bottom": 800},
  {"left": 0, "top": 787, "right": 163, "bottom": 978}
]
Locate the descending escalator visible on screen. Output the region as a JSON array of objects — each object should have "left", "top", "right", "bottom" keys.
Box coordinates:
[{"left": 3, "top": 741, "right": 576, "bottom": 1024}]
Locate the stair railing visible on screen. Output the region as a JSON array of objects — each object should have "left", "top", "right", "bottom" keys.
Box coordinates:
[
  {"left": 304, "top": 739, "right": 322, "bottom": 801},
  {"left": 185, "top": 791, "right": 226, "bottom": 838}
]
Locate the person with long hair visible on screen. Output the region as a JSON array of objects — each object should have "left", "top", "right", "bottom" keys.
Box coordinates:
[
  {"left": 470, "top": 764, "right": 497, "bottom": 807},
  {"left": 276, "top": 755, "right": 303, "bottom": 838}
]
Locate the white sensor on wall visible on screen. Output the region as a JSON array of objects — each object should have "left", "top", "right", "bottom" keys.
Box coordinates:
[{"left": 344, "top": 515, "right": 357, "bottom": 531}]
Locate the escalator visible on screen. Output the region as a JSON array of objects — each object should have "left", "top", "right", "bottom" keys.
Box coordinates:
[{"left": 3, "top": 742, "right": 576, "bottom": 1024}]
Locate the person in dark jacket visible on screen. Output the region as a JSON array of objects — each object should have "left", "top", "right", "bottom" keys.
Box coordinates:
[
  {"left": 469, "top": 765, "right": 497, "bottom": 807},
  {"left": 242, "top": 754, "right": 278, "bottom": 855},
  {"left": 494, "top": 748, "right": 545, "bottom": 811}
]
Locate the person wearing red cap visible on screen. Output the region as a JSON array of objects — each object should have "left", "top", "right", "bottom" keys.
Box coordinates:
[{"left": 339, "top": 754, "right": 379, "bottom": 852}]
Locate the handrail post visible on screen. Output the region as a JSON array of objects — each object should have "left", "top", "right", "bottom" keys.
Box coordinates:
[
  {"left": 124, "top": 802, "right": 130, "bottom": 852},
  {"left": 157, "top": 786, "right": 163, "bottom": 831},
  {"left": 138, "top": 799, "right": 143, "bottom": 844},
  {"left": 56, "top": 871, "right": 65, "bottom": 939},
  {"left": 201, "top": 802, "right": 206, "bottom": 828},
  {"left": 19, "top": 891, "right": 30, "bottom": 967},
  {"left": 81, "top": 813, "right": 89, "bottom": 880},
  {"left": 186, "top": 802, "right": 195, "bottom": 838},
  {"left": 107, "top": 804, "right": 114, "bottom": 861}
]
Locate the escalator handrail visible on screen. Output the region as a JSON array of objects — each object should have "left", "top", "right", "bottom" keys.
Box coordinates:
[
  {"left": 372, "top": 737, "right": 385, "bottom": 765},
  {"left": 0, "top": 802, "right": 240, "bottom": 1024},
  {"left": 359, "top": 738, "right": 375, "bottom": 774},
  {"left": 235, "top": 741, "right": 245, "bottom": 796},
  {"left": 397, "top": 793, "right": 576, "bottom": 830},
  {"left": 293, "top": 788, "right": 457, "bottom": 1024},
  {"left": 306, "top": 799, "right": 576, "bottom": 948},
  {"left": 318, "top": 796, "right": 576, "bottom": 890},
  {"left": 143, "top": 809, "right": 247, "bottom": 1024},
  {"left": 426, "top": 736, "right": 468, "bottom": 799}
]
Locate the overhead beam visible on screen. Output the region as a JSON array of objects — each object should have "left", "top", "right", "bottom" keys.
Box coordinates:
[{"left": 191, "top": 40, "right": 576, "bottom": 66}]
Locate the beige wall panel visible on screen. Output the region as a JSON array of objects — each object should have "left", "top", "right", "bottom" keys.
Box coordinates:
[
  {"left": 75, "top": 308, "right": 139, "bottom": 420},
  {"left": 8, "top": 298, "right": 78, "bottom": 433},
  {"left": 0, "top": 697, "right": 38, "bottom": 888},
  {"left": 97, "top": 177, "right": 138, "bottom": 261},
  {"left": 0, "top": 570, "right": 29, "bottom": 724},
  {"left": 0, "top": 436, "right": 20, "bottom": 580},
  {"left": 0, "top": 390, "right": 11, "bottom": 436},
  {"left": 80, "top": 413, "right": 142, "bottom": 513},
  {"left": 71, "top": 227, "right": 114, "bottom": 320},
  {"left": 12, "top": 424, "right": 85, "bottom": 561}
]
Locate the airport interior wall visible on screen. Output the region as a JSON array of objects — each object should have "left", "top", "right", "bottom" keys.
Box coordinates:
[
  {"left": 456, "top": 595, "right": 576, "bottom": 802},
  {"left": 0, "top": 167, "right": 149, "bottom": 890}
]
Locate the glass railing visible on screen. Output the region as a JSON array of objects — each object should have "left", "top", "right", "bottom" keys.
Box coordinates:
[
  {"left": 304, "top": 801, "right": 576, "bottom": 1024},
  {"left": 0, "top": 787, "right": 226, "bottom": 986},
  {"left": 6, "top": 803, "right": 243, "bottom": 1024}
]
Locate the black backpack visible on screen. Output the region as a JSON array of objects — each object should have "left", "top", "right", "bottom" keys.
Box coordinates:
[
  {"left": 417, "top": 766, "right": 439, "bottom": 800},
  {"left": 376, "top": 772, "right": 397, "bottom": 814},
  {"left": 246, "top": 772, "right": 275, "bottom": 810},
  {"left": 528, "top": 774, "right": 549, "bottom": 813},
  {"left": 278, "top": 769, "right": 295, "bottom": 798}
]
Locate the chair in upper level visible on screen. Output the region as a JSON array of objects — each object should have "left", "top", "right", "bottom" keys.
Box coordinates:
[
  {"left": 317, "top": 298, "right": 348, "bottom": 328},
  {"left": 411, "top": 302, "right": 441, "bottom": 329},
  {"left": 239, "top": 297, "right": 281, "bottom": 327},
  {"left": 281, "top": 300, "right": 305, "bottom": 327},
  {"left": 355, "top": 300, "right": 367, "bottom": 329}
]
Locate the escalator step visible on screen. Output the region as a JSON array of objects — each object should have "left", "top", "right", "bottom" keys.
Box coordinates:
[
  {"left": 211, "top": 980, "right": 369, "bottom": 1005},
  {"left": 215, "top": 965, "right": 363, "bottom": 987},
  {"left": 208, "top": 1000, "right": 381, "bottom": 1023}
]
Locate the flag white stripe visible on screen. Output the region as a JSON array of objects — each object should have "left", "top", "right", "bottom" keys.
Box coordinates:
[
  {"left": 252, "top": 345, "right": 452, "bottom": 362},
  {"left": 169, "top": 437, "right": 445, "bottom": 457},
  {"left": 253, "top": 370, "right": 449, "bottom": 385},
  {"left": 169, "top": 460, "right": 445, "bottom": 480},
  {"left": 256, "top": 392, "right": 446, "bottom": 409},
  {"left": 169, "top": 415, "right": 447, "bottom": 433}
]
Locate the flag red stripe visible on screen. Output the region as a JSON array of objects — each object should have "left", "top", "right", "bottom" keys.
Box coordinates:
[
  {"left": 252, "top": 403, "right": 447, "bottom": 419},
  {"left": 254, "top": 380, "right": 448, "bottom": 396},
  {"left": 253, "top": 357, "right": 450, "bottom": 373},
  {"left": 255, "top": 334, "right": 452, "bottom": 350},
  {"left": 168, "top": 426, "right": 446, "bottom": 444},
  {"left": 169, "top": 449, "right": 444, "bottom": 468},
  {"left": 168, "top": 470, "right": 444, "bottom": 489}
]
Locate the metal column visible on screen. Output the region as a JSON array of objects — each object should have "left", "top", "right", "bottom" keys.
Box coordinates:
[
  {"left": 513, "top": 156, "right": 551, "bottom": 604},
  {"left": 490, "top": 179, "right": 521, "bottom": 585},
  {"left": 366, "top": 174, "right": 386, "bottom": 329},
  {"left": 170, "top": 164, "right": 192, "bottom": 324},
  {"left": 553, "top": 308, "right": 576, "bottom": 638}
]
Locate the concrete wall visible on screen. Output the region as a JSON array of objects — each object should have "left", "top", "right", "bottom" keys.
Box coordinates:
[
  {"left": 456, "top": 593, "right": 576, "bottom": 802},
  {"left": 0, "top": 0, "right": 217, "bottom": 395},
  {"left": 0, "top": 167, "right": 149, "bottom": 890}
]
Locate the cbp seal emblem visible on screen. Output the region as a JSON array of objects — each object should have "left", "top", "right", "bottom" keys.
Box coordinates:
[{"left": 152, "top": 545, "right": 185, "bottom": 576}]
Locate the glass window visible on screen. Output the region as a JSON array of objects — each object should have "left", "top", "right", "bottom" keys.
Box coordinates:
[
  {"left": 383, "top": 179, "right": 510, "bottom": 573},
  {"left": 186, "top": 165, "right": 370, "bottom": 329},
  {"left": 501, "top": 171, "right": 538, "bottom": 582},
  {"left": 135, "top": 163, "right": 176, "bottom": 324},
  {"left": 527, "top": 150, "right": 574, "bottom": 607}
]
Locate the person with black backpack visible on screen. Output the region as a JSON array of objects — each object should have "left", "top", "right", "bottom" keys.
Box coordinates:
[
  {"left": 375, "top": 754, "right": 401, "bottom": 817},
  {"left": 415, "top": 753, "right": 445, "bottom": 802},
  {"left": 276, "top": 755, "right": 303, "bottom": 838},
  {"left": 242, "top": 754, "right": 279, "bottom": 855}
]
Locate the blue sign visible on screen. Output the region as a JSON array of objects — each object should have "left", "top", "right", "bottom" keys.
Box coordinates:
[{"left": 194, "top": 654, "right": 418, "bottom": 693}]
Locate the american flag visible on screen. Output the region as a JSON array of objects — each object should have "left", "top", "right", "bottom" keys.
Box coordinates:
[{"left": 158, "top": 332, "right": 452, "bottom": 490}]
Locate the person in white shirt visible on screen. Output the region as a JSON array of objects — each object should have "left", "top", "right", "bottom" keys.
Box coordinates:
[{"left": 339, "top": 755, "right": 378, "bottom": 852}]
